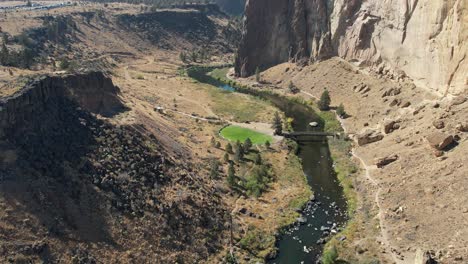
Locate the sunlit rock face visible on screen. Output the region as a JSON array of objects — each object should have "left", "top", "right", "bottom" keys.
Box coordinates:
[{"left": 236, "top": 0, "right": 467, "bottom": 96}]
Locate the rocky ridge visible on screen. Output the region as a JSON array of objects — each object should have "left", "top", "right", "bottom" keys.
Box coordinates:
[{"left": 0, "top": 72, "right": 227, "bottom": 263}]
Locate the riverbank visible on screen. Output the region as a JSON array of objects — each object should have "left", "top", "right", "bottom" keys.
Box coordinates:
[
  {"left": 246, "top": 59, "right": 468, "bottom": 263},
  {"left": 185, "top": 65, "right": 316, "bottom": 262},
  {"left": 187, "top": 65, "right": 358, "bottom": 263}
]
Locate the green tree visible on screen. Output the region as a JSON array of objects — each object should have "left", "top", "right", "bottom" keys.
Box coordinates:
[
  {"left": 209, "top": 159, "right": 220, "bottom": 179},
  {"left": 190, "top": 51, "right": 198, "bottom": 63},
  {"left": 265, "top": 141, "right": 271, "bottom": 149},
  {"left": 254, "top": 153, "right": 262, "bottom": 165},
  {"left": 234, "top": 141, "right": 244, "bottom": 162},
  {"left": 227, "top": 163, "right": 236, "bottom": 187},
  {"left": 0, "top": 43, "right": 9, "bottom": 65},
  {"left": 20, "top": 48, "right": 34, "bottom": 69},
  {"left": 336, "top": 103, "right": 346, "bottom": 118},
  {"left": 318, "top": 89, "right": 331, "bottom": 111},
  {"left": 272, "top": 112, "right": 283, "bottom": 135},
  {"left": 59, "top": 57, "right": 70, "bottom": 70},
  {"left": 243, "top": 138, "right": 252, "bottom": 153},
  {"left": 226, "top": 143, "right": 233, "bottom": 154},
  {"left": 245, "top": 165, "right": 269, "bottom": 197},
  {"left": 215, "top": 141, "right": 221, "bottom": 148},
  {"left": 179, "top": 52, "right": 187, "bottom": 63},
  {"left": 255, "top": 67, "right": 261, "bottom": 83},
  {"left": 2, "top": 34, "right": 8, "bottom": 45},
  {"left": 224, "top": 153, "right": 230, "bottom": 163}
]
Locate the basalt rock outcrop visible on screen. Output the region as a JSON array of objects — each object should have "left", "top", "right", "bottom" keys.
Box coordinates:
[
  {"left": 236, "top": 0, "right": 467, "bottom": 95},
  {"left": 0, "top": 72, "right": 227, "bottom": 263},
  {"left": 0, "top": 72, "right": 124, "bottom": 139}
]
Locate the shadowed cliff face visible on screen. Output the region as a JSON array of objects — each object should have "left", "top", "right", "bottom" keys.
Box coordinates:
[
  {"left": 216, "top": 0, "right": 246, "bottom": 15},
  {"left": 236, "top": 0, "right": 467, "bottom": 95},
  {"left": 235, "top": 0, "right": 332, "bottom": 77}
]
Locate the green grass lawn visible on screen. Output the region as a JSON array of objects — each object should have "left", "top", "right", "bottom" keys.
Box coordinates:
[{"left": 220, "top": 125, "right": 272, "bottom": 144}]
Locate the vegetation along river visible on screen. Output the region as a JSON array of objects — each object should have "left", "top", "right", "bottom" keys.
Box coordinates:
[{"left": 189, "top": 67, "right": 348, "bottom": 263}]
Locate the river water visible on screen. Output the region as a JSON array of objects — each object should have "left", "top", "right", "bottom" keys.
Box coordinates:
[
  {"left": 265, "top": 98, "right": 348, "bottom": 264},
  {"left": 189, "top": 68, "right": 348, "bottom": 263}
]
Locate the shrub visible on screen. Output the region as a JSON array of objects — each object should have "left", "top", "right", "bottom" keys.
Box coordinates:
[
  {"left": 322, "top": 245, "right": 338, "bottom": 264},
  {"left": 336, "top": 103, "right": 346, "bottom": 118},
  {"left": 226, "top": 143, "right": 233, "bottom": 154},
  {"left": 255, "top": 67, "right": 261, "bottom": 83},
  {"left": 272, "top": 112, "right": 283, "bottom": 135},
  {"left": 243, "top": 138, "right": 252, "bottom": 152},
  {"left": 288, "top": 81, "right": 300, "bottom": 94},
  {"left": 239, "top": 227, "right": 275, "bottom": 256},
  {"left": 255, "top": 153, "right": 262, "bottom": 165}
]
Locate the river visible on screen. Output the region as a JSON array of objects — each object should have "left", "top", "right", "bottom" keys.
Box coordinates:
[{"left": 189, "top": 67, "right": 348, "bottom": 263}]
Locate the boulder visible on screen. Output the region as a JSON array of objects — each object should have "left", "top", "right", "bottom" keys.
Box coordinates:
[
  {"left": 414, "top": 249, "right": 438, "bottom": 264},
  {"left": 382, "top": 87, "right": 401, "bottom": 97},
  {"left": 451, "top": 96, "right": 466, "bottom": 106},
  {"left": 357, "top": 129, "right": 384, "bottom": 146},
  {"left": 401, "top": 101, "right": 411, "bottom": 108},
  {"left": 375, "top": 154, "right": 399, "bottom": 168},
  {"left": 456, "top": 123, "right": 468, "bottom": 132},
  {"left": 426, "top": 132, "right": 454, "bottom": 150},
  {"left": 389, "top": 98, "right": 401, "bottom": 107},
  {"left": 384, "top": 120, "right": 400, "bottom": 134},
  {"left": 432, "top": 120, "right": 445, "bottom": 129}
]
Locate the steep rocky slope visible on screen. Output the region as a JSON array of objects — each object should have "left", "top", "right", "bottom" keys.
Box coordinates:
[
  {"left": 0, "top": 73, "right": 228, "bottom": 263},
  {"left": 245, "top": 58, "right": 468, "bottom": 263},
  {"left": 236, "top": 0, "right": 467, "bottom": 96}
]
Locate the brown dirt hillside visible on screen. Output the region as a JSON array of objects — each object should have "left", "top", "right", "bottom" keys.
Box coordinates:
[
  {"left": 240, "top": 58, "right": 468, "bottom": 264},
  {"left": 0, "top": 3, "right": 242, "bottom": 263}
]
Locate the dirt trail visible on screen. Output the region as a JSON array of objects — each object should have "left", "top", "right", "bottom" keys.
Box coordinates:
[{"left": 337, "top": 114, "right": 404, "bottom": 264}]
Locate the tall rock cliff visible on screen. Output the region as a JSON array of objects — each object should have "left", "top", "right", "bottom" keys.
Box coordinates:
[{"left": 236, "top": 0, "right": 467, "bottom": 95}]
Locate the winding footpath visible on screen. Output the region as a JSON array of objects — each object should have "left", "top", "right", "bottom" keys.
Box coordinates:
[
  {"left": 300, "top": 88, "right": 402, "bottom": 262},
  {"left": 336, "top": 117, "right": 403, "bottom": 264}
]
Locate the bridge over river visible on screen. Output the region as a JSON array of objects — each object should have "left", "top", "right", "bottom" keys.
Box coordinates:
[{"left": 282, "top": 131, "right": 344, "bottom": 140}]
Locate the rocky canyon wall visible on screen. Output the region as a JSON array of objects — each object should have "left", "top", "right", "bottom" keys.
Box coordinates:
[
  {"left": 236, "top": 0, "right": 467, "bottom": 95},
  {"left": 0, "top": 72, "right": 125, "bottom": 139}
]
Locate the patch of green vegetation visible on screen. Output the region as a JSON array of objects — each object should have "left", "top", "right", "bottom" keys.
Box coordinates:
[
  {"left": 220, "top": 125, "right": 272, "bottom": 145},
  {"left": 317, "top": 110, "right": 343, "bottom": 133},
  {"left": 239, "top": 226, "right": 276, "bottom": 259},
  {"left": 272, "top": 141, "right": 312, "bottom": 229},
  {"left": 210, "top": 67, "right": 230, "bottom": 82},
  {"left": 207, "top": 86, "right": 274, "bottom": 122},
  {"left": 135, "top": 73, "right": 145, "bottom": 80},
  {"left": 242, "top": 164, "right": 271, "bottom": 197},
  {"left": 322, "top": 245, "right": 339, "bottom": 264},
  {"left": 329, "top": 138, "right": 358, "bottom": 215}
]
